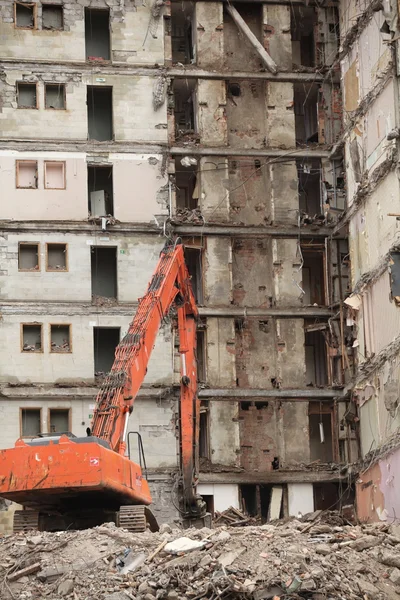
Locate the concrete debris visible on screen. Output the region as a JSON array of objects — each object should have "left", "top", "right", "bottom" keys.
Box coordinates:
[
  {"left": 173, "top": 207, "right": 204, "bottom": 224},
  {"left": 2, "top": 515, "right": 400, "bottom": 599},
  {"left": 92, "top": 295, "right": 118, "bottom": 307},
  {"left": 51, "top": 339, "right": 70, "bottom": 352}
]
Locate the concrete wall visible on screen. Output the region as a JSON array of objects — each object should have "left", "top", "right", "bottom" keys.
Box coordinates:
[
  {"left": 0, "top": 233, "right": 165, "bottom": 302},
  {"left": 0, "top": 151, "right": 168, "bottom": 222},
  {"left": 0, "top": 72, "right": 167, "bottom": 142},
  {"left": 0, "top": 0, "right": 164, "bottom": 64},
  {"left": 0, "top": 314, "right": 173, "bottom": 385},
  {"left": 197, "top": 483, "right": 240, "bottom": 512}
]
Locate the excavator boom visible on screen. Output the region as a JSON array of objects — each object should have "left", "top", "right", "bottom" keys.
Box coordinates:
[{"left": 0, "top": 241, "right": 203, "bottom": 530}]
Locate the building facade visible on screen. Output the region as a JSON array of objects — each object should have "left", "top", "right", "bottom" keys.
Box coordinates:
[
  {"left": 0, "top": 0, "right": 361, "bottom": 526},
  {"left": 339, "top": 0, "right": 400, "bottom": 521}
]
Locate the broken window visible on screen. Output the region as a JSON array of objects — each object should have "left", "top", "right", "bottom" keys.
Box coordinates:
[
  {"left": 44, "top": 161, "right": 65, "bottom": 189},
  {"left": 17, "top": 83, "right": 37, "bottom": 109},
  {"left": 48, "top": 408, "right": 70, "bottom": 433},
  {"left": 21, "top": 408, "right": 41, "bottom": 437},
  {"left": 199, "top": 403, "right": 210, "bottom": 459},
  {"left": 22, "top": 323, "right": 42, "bottom": 352},
  {"left": 171, "top": 2, "right": 194, "bottom": 65},
  {"left": 175, "top": 157, "right": 198, "bottom": 210},
  {"left": 16, "top": 160, "right": 38, "bottom": 189},
  {"left": 309, "top": 404, "right": 334, "bottom": 462},
  {"left": 301, "top": 245, "right": 326, "bottom": 305},
  {"left": 50, "top": 324, "right": 71, "bottom": 352},
  {"left": 305, "top": 329, "right": 328, "bottom": 386},
  {"left": 240, "top": 485, "right": 276, "bottom": 521},
  {"left": 93, "top": 327, "right": 120, "bottom": 375},
  {"left": 88, "top": 165, "right": 114, "bottom": 216},
  {"left": 85, "top": 8, "right": 110, "bottom": 60},
  {"left": 183, "top": 244, "right": 203, "bottom": 304},
  {"left": 18, "top": 243, "right": 39, "bottom": 271},
  {"left": 87, "top": 86, "right": 113, "bottom": 141},
  {"left": 173, "top": 79, "right": 196, "bottom": 140},
  {"left": 91, "top": 246, "right": 117, "bottom": 300},
  {"left": 294, "top": 84, "right": 319, "bottom": 144},
  {"left": 46, "top": 243, "right": 67, "bottom": 271},
  {"left": 42, "top": 4, "right": 63, "bottom": 30},
  {"left": 15, "top": 2, "right": 36, "bottom": 28},
  {"left": 291, "top": 6, "right": 317, "bottom": 67},
  {"left": 45, "top": 84, "right": 66, "bottom": 109}
]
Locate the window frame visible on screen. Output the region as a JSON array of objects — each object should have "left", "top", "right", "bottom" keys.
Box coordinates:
[
  {"left": 44, "top": 161, "right": 66, "bottom": 190},
  {"left": 49, "top": 323, "right": 72, "bottom": 353},
  {"left": 47, "top": 407, "right": 71, "bottom": 434},
  {"left": 18, "top": 242, "right": 40, "bottom": 272},
  {"left": 45, "top": 242, "right": 68, "bottom": 271},
  {"left": 41, "top": 3, "right": 64, "bottom": 30},
  {"left": 16, "top": 81, "right": 38, "bottom": 109},
  {"left": 44, "top": 83, "right": 66, "bottom": 110},
  {"left": 20, "top": 407, "right": 42, "bottom": 438},
  {"left": 14, "top": 1, "right": 37, "bottom": 29},
  {"left": 16, "top": 160, "right": 38, "bottom": 189},
  {"left": 21, "top": 322, "right": 43, "bottom": 353}
]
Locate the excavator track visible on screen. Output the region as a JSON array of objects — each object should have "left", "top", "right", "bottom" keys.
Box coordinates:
[
  {"left": 118, "top": 506, "right": 159, "bottom": 533},
  {"left": 13, "top": 510, "right": 40, "bottom": 533}
]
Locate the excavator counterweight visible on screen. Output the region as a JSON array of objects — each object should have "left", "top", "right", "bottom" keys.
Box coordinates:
[{"left": 0, "top": 241, "right": 205, "bottom": 532}]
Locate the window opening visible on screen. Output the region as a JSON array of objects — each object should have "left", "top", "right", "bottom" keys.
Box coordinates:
[
  {"left": 88, "top": 165, "right": 114, "bottom": 216},
  {"left": 93, "top": 327, "right": 120, "bottom": 375},
  {"left": 17, "top": 83, "right": 37, "bottom": 109},
  {"left": 21, "top": 409, "right": 41, "bottom": 437},
  {"left": 22, "top": 324, "right": 42, "bottom": 352},
  {"left": 87, "top": 86, "right": 113, "bottom": 141},
  {"left": 50, "top": 324, "right": 71, "bottom": 352},
  {"left": 42, "top": 4, "right": 63, "bottom": 30},
  {"left": 85, "top": 8, "right": 110, "bottom": 60},
  {"left": 18, "top": 243, "right": 39, "bottom": 271},
  {"left": 91, "top": 246, "right": 117, "bottom": 300}
]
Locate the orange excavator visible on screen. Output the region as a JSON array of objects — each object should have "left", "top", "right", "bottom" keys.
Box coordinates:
[{"left": 0, "top": 240, "right": 206, "bottom": 532}]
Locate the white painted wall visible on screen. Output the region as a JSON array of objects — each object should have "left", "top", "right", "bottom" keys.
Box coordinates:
[
  {"left": 287, "top": 483, "right": 314, "bottom": 516},
  {"left": 197, "top": 483, "right": 239, "bottom": 512}
]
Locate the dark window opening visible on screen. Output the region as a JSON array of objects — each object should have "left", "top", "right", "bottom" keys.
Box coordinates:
[
  {"left": 199, "top": 409, "right": 210, "bottom": 459},
  {"left": 175, "top": 157, "right": 198, "bottom": 210},
  {"left": 313, "top": 482, "right": 354, "bottom": 511},
  {"left": 309, "top": 411, "right": 333, "bottom": 462},
  {"left": 49, "top": 409, "right": 70, "bottom": 434},
  {"left": 18, "top": 243, "right": 39, "bottom": 271},
  {"left": 291, "top": 6, "right": 317, "bottom": 67},
  {"left": 85, "top": 8, "right": 110, "bottom": 60},
  {"left": 42, "top": 4, "right": 63, "bottom": 30},
  {"left": 15, "top": 2, "right": 35, "bottom": 28},
  {"left": 17, "top": 83, "right": 37, "bottom": 109},
  {"left": 302, "top": 247, "right": 325, "bottom": 305},
  {"left": 88, "top": 165, "right": 114, "bottom": 216},
  {"left": 173, "top": 79, "right": 196, "bottom": 139},
  {"left": 201, "top": 495, "right": 214, "bottom": 516},
  {"left": 240, "top": 484, "right": 276, "bottom": 522},
  {"left": 22, "top": 324, "right": 42, "bottom": 352},
  {"left": 297, "top": 159, "right": 321, "bottom": 217},
  {"left": 294, "top": 83, "right": 319, "bottom": 144},
  {"left": 171, "top": 2, "right": 194, "bottom": 65},
  {"left": 91, "top": 246, "right": 117, "bottom": 300},
  {"left": 197, "top": 329, "right": 206, "bottom": 382},
  {"left": 255, "top": 401, "right": 268, "bottom": 409},
  {"left": 87, "top": 86, "right": 113, "bottom": 141},
  {"left": 93, "top": 327, "right": 120, "bottom": 375},
  {"left": 184, "top": 246, "right": 203, "bottom": 304},
  {"left": 390, "top": 252, "right": 400, "bottom": 301},
  {"left": 45, "top": 83, "right": 65, "bottom": 109},
  {"left": 240, "top": 401, "right": 250, "bottom": 410},
  {"left": 50, "top": 324, "right": 71, "bottom": 353},
  {"left": 21, "top": 409, "right": 41, "bottom": 437},
  {"left": 305, "top": 329, "right": 328, "bottom": 386},
  {"left": 16, "top": 160, "right": 38, "bottom": 189},
  {"left": 47, "top": 243, "right": 67, "bottom": 271},
  {"left": 228, "top": 82, "right": 241, "bottom": 97}
]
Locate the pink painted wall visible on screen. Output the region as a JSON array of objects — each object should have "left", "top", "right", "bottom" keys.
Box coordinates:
[{"left": 356, "top": 446, "right": 400, "bottom": 522}]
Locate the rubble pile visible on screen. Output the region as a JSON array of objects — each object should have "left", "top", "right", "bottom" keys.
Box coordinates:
[{"left": 1, "top": 513, "right": 400, "bottom": 600}]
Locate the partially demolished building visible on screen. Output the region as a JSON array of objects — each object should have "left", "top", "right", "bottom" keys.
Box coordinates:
[{"left": 0, "top": 0, "right": 398, "bottom": 527}]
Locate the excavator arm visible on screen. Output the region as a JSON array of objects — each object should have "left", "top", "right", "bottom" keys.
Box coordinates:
[{"left": 91, "top": 240, "right": 203, "bottom": 516}]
